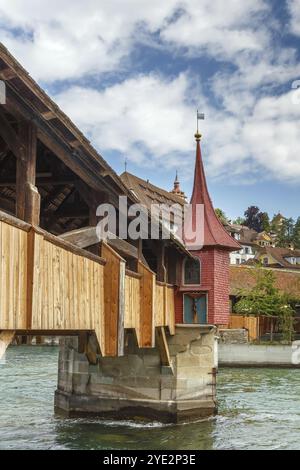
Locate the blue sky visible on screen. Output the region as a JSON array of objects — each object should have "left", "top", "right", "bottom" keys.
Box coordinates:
[{"left": 0, "top": 0, "right": 299, "bottom": 221}]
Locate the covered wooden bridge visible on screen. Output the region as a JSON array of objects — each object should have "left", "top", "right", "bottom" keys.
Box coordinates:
[
  {"left": 0, "top": 43, "right": 187, "bottom": 360},
  {"left": 0, "top": 209, "right": 175, "bottom": 358}
]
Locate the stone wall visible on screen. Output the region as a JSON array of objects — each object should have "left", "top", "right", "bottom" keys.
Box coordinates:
[
  {"left": 218, "top": 328, "right": 248, "bottom": 344},
  {"left": 55, "top": 325, "right": 217, "bottom": 423}
]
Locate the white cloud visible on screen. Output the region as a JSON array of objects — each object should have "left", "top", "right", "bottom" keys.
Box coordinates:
[
  {"left": 288, "top": 0, "right": 300, "bottom": 36},
  {"left": 54, "top": 74, "right": 300, "bottom": 184},
  {"left": 243, "top": 91, "right": 300, "bottom": 182},
  {"left": 161, "top": 0, "right": 270, "bottom": 59},
  {"left": 0, "top": 0, "right": 270, "bottom": 82},
  {"left": 54, "top": 73, "right": 198, "bottom": 167},
  {"left": 0, "top": 0, "right": 179, "bottom": 81},
  {"left": 1, "top": 0, "right": 299, "bottom": 187}
]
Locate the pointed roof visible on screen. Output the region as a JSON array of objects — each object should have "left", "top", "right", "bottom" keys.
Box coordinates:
[
  {"left": 190, "top": 132, "right": 241, "bottom": 251},
  {"left": 170, "top": 170, "right": 186, "bottom": 200}
]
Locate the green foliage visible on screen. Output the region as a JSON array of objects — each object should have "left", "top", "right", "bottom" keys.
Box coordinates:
[
  {"left": 232, "top": 216, "right": 246, "bottom": 225},
  {"left": 234, "top": 208, "right": 300, "bottom": 249},
  {"left": 244, "top": 206, "right": 270, "bottom": 232},
  {"left": 234, "top": 268, "right": 295, "bottom": 342},
  {"left": 293, "top": 217, "right": 300, "bottom": 249},
  {"left": 260, "top": 212, "right": 271, "bottom": 232},
  {"left": 274, "top": 217, "right": 295, "bottom": 248},
  {"left": 215, "top": 208, "right": 228, "bottom": 224}
]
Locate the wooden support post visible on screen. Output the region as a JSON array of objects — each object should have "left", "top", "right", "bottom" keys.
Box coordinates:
[
  {"left": 137, "top": 238, "right": 143, "bottom": 261},
  {"left": 0, "top": 331, "right": 15, "bottom": 360},
  {"left": 16, "top": 122, "right": 40, "bottom": 225},
  {"left": 78, "top": 332, "right": 98, "bottom": 365},
  {"left": 118, "top": 260, "right": 126, "bottom": 356},
  {"left": 157, "top": 241, "right": 167, "bottom": 283},
  {"left": 156, "top": 327, "right": 171, "bottom": 367},
  {"left": 138, "top": 261, "right": 155, "bottom": 348},
  {"left": 87, "top": 190, "right": 103, "bottom": 255},
  {"left": 26, "top": 228, "right": 35, "bottom": 330}
]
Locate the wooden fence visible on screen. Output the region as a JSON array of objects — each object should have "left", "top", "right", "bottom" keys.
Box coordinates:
[
  {"left": 0, "top": 211, "right": 176, "bottom": 357},
  {"left": 229, "top": 315, "right": 259, "bottom": 341}
]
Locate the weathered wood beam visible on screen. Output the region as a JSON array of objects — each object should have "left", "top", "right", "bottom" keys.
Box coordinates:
[
  {"left": 0, "top": 107, "right": 26, "bottom": 161},
  {"left": 44, "top": 188, "right": 77, "bottom": 230},
  {"left": 118, "top": 261, "right": 126, "bottom": 356},
  {"left": 41, "top": 110, "right": 56, "bottom": 121},
  {"left": 156, "top": 327, "right": 171, "bottom": 367},
  {"left": 0, "top": 176, "right": 77, "bottom": 187},
  {"left": 0, "top": 331, "right": 15, "bottom": 360},
  {"left": 60, "top": 226, "right": 141, "bottom": 259},
  {"left": 0, "top": 68, "right": 17, "bottom": 80},
  {"left": 156, "top": 241, "right": 167, "bottom": 282},
  {"left": 4, "top": 87, "right": 126, "bottom": 204},
  {"left": 78, "top": 332, "right": 98, "bottom": 365},
  {"left": 49, "top": 206, "right": 88, "bottom": 219},
  {"left": 41, "top": 186, "right": 70, "bottom": 213},
  {"left": 0, "top": 195, "right": 15, "bottom": 214},
  {"left": 16, "top": 121, "right": 40, "bottom": 225}
]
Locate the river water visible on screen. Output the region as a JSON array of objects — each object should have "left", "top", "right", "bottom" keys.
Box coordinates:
[{"left": 0, "top": 346, "right": 300, "bottom": 450}]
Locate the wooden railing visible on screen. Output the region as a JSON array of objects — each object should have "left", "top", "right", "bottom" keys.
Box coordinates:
[{"left": 0, "top": 211, "right": 176, "bottom": 357}]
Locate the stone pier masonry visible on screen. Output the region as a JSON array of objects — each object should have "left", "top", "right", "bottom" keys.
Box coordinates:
[{"left": 55, "top": 325, "right": 217, "bottom": 423}]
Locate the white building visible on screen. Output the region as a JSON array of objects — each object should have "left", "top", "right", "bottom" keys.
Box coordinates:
[{"left": 226, "top": 224, "right": 258, "bottom": 265}]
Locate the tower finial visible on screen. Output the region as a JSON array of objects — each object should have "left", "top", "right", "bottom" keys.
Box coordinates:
[
  {"left": 124, "top": 157, "right": 127, "bottom": 173},
  {"left": 170, "top": 170, "right": 186, "bottom": 200},
  {"left": 195, "top": 110, "right": 204, "bottom": 141}
]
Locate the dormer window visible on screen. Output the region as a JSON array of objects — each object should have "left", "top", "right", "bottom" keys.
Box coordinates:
[{"left": 184, "top": 258, "right": 201, "bottom": 285}]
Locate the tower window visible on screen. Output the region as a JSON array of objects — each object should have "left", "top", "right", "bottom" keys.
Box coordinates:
[{"left": 184, "top": 258, "right": 201, "bottom": 285}]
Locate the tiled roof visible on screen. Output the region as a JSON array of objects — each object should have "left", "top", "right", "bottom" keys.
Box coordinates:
[
  {"left": 120, "top": 171, "right": 194, "bottom": 258},
  {"left": 257, "top": 246, "right": 300, "bottom": 269},
  {"left": 229, "top": 265, "right": 300, "bottom": 299},
  {"left": 120, "top": 172, "right": 185, "bottom": 210}
]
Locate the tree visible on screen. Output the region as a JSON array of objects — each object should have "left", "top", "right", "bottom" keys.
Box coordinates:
[
  {"left": 234, "top": 268, "right": 295, "bottom": 342},
  {"left": 260, "top": 212, "right": 271, "bottom": 232},
  {"left": 244, "top": 206, "right": 268, "bottom": 232},
  {"left": 215, "top": 208, "right": 228, "bottom": 224},
  {"left": 292, "top": 217, "right": 300, "bottom": 249},
  {"left": 275, "top": 217, "right": 295, "bottom": 248},
  {"left": 232, "top": 216, "right": 246, "bottom": 225}
]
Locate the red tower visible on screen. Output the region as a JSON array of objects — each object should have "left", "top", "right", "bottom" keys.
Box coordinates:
[{"left": 175, "top": 131, "right": 241, "bottom": 327}]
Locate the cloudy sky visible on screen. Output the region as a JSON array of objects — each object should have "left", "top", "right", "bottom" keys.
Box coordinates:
[{"left": 0, "top": 0, "right": 299, "bottom": 220}]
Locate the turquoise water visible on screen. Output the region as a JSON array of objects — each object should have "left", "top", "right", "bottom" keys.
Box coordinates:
[{"left": 1, "top": 346, "right": 300, "bottom": 450}]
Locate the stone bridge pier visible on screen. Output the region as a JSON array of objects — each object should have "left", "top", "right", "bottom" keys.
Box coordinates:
[{"left": 55, "top": 325, "right": 217, "bottom": 424}]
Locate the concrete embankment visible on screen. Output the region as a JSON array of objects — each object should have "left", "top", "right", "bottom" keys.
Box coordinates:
[{"left": 218, "top": 343, "right": 300, "bottom": 368}]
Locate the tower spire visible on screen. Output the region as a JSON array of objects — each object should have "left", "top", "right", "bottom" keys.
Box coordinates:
[
  {"left": 170, "top": 170, "right": 186, "bottom": 200},
  {"left": 189, "top": 116, "right": 241, "bottom": 251}
]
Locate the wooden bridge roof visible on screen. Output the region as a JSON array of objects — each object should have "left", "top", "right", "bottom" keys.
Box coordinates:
[{"left": 0, "top": 43, "right": 138, "bottom": 234}]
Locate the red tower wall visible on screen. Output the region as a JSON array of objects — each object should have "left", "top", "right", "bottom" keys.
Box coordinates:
[{"left": 175, "top": 248, "right": 230, "bottom": 326}]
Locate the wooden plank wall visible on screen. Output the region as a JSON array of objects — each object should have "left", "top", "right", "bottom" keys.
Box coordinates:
[
  {"left": 138, "top": 261, "right": 155, "bottom": 348},
  {"left": 124, "top": 272, "right": 141, "bottom": 337},
  {"left": 229, "top": 315, "right": 259, "bottom": 341},
  {"left": 155, "top": 283, "right": 165, "bottom": 327},
  {"left": 166, "top": 286, "right": 176, "bottom": 335},
  {"left": 31, "top": 232, "right": 106, "bottom": 351},
  {"left": 0, "top": 220, "right": 28, "bottom": 330},
  {"left": 0, "top": 213, "right": 177, "bottom": 356},
  {"left": 101, "top": 243, "right": 124, "bottom": 356}
]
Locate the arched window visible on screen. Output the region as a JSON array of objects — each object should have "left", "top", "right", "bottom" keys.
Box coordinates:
[{"left": 184, "top": 258, "right": 201, "bottom": 285}]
